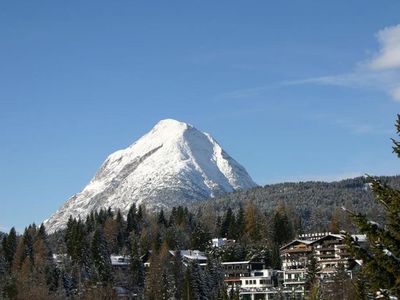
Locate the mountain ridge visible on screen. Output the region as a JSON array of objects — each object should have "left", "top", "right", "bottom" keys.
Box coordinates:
[{"left": 192, "top": 175, "right": 400, "bottom": 231}]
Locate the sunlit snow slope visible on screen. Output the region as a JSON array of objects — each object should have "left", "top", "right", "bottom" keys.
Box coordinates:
[{"left": 45, "top": 119, "right": 257, "bottom": 232}]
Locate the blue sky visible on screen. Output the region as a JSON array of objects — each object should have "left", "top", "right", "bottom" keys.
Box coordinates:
[{"left": 1, "top": 1, "right": 400, "bottom": 232}]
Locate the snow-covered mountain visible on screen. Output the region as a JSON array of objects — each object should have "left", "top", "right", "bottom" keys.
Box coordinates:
[{"left": 44, "top": 119, "right": 257, "bottom": 232}]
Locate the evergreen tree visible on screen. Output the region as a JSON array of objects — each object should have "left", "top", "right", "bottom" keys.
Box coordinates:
[
  {"left": 91, "top": 228, "right": 112, "bottom": 283},
  {"left": 104, "top": 216, "right": 119, "bottom": 253},
  {"left": 146, "top": 243, "right": 160, "bottom": 299},
  {"left": 352, "top": 270, "right": 369, "bottom": 300},
  {"left": 183, "top": 267, "right": 193, "bottom": 300},
  {"left": 270, "top": 244, "right": 281, "bottom": 270},
  {"left": 171, "top": 250, "right": 184, "bottom": 299},
  {"left": 206, "top": 256, "right": 225, "bottom": 299},
  {"left": 115, "top": 209, "right": 126, "bottom": 253},
  {"left": 157, "top": 209, "right": 167, "bottom": 227},
  {"left": 129, "top": 234, "right": 145, "bottom": 296},
  {"left": 345, "top": 115, "right": 400, "bottom": 298},
  {"left": 3, "top": 227, "right": 17, "bottom": 271},
  {"left": 235, "top": 205, "right": 245, "bottom": 240},
  {"left": 220, "top": 208, "right": 235, "bottom": 238},
  {"left": 126, "top": 203, "right": 138, "bottom": 234},
  {"left": 35, "top": 224, "right": 59, "bottom": 292},
  {"left": 191, "top": 222, "right": 211, "bottom": 251},
  {"left": 271, "top": 203, "right": 293, "bottom": 247},
  {"left": 186, "top": 260, "right": 208, "bottom": 300}
]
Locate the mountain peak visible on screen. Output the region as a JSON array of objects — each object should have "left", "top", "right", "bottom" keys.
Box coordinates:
[
  {"left": 154, "top": 118, "right": 191, "bottom": 128},
  {"left": 147, "top": 118, "right": 192, "bottom": 139},
  {"left": 44, "top": 120, "right": 257, "bottom": 232}
]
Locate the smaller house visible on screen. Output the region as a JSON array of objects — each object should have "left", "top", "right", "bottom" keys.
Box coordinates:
[
  {"left": 222, "top": 260, "right": 264, "bottom": 286},
  {"left": 111, "top": 255, "right": 131, "bottom": 268},
  {"left": 240, "top": 269, "right": 275, "bottom": 289},
  {"left": 169, "top": 250, "right": 207, "bottom": 267},
  {"left": 211, "top": 237, "right": 235, "bottom": 248}
]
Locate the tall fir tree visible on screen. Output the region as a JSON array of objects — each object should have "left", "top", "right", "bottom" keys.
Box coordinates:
[
  {"left": 271, "top": 202, "right": 293, "bottom": 247},
  {"left": 171, "top": 250, "right": 184, "bottom": 299},
  {"left": 345, "top": 115, "right": 400, "bottom": 298},
  {"left": 126, "top": 203, "right": 138, "bottom": 235},
  {"left": 91, "top": 227, "right": 112, "bottom": 283},
  {"left": 2, "top": 227, "right": 17, "bottom": 271},
  {"left": 129, "top": 234, "right": 145, "bottom": 296}
]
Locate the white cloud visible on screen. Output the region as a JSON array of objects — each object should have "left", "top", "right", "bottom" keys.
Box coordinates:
[
  {"left": 289, "top": 70, "right": 400, "bottom": 102},
  {"left": 288, "top": 24, "right": 400, "bottom": 102},
  {"left": 369, "top": 25, "right": 400, "bottom": 70},
  {"left": 217, "top": 25, "right": 400, "bottom": 102}
]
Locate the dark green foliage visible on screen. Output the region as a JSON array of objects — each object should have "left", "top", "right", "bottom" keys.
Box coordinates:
[
  {"left": 352, "top": 270, "right": 369, "bottom": 300},
  {"left": 2, "top": 227, "right": 17, "bottom": 270},
  {"left": 157, "top": 209, "right": 168, "bottom": 227},
  {"left": 115, "top": 210, "right": 126, "bottom": 253},
  {"left": 345, "top": 115, "right": 400, "bottom": 298},
  {"left": 185, "top": 260, "right": 208, "bottom": 300},
  {"left": 65, "top": 217, "right": 86, "bottom": 264},
  {"left": 171, "top": 250, "right": 184, "bottom": 299},
  {"left": 235, "top": 205, "right": 245, "bottom": 240},
  {"left": 191, "top": 222, "right": 211, "bottom": 251},
  {"left": 126, "top": 203, "right": 138, "bottom": 234},
  {"left": 37, "top": 224, "right": 60, "bottom": 292},
  {"left": 271, "top": 203, "right": 294, "bottom": 246},
  {"left": 270, "top": 244, "right": 281, "bottom": 270},
  {"left": 128, "top": 234, "right": 144, "bottom": 295},
  {"left": 23, "top": 225, "right": 35, "bottom": 265},
  {"left": 220, "top": 208, "right": 236, "bottom": 239},
  {"left": 91, "top": 228, "right": 112, "bottom": 283},
  {"left": 206, "top": 256, "right": 225, "bottom": 299}
]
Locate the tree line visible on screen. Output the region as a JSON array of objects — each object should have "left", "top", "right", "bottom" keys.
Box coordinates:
[{"left": 0, "top": 199, "right": 299, "bottom": 299}]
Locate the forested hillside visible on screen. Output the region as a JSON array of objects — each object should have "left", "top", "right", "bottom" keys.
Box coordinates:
[
  {"left": 2, "top": 175, "right": 399, "bottom": 299},
  {"left": 194, "top": 175, "right": 400, "bottom": 232}
]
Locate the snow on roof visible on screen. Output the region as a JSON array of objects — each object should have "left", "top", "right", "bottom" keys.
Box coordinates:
[
  {"left": 111, "top": 255, "right": 131, "bottom": 266},
  {"left": 280, "top": 239, "right": 313, "bottom": 250},
  {"left": 222, "top": 261, "right": 251, "bottom": 265},
  {"left": 355, "top": 259, "right": 363, "bottom": 266},
  {"left": 179, "top": 250, "right": 207, "bottom": 261},
  {"left": 309, "top": 233, "right": 344, "bottom": 245},
  {"left": 351, "top": 234, "right": 367, "bottom": 243}
]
